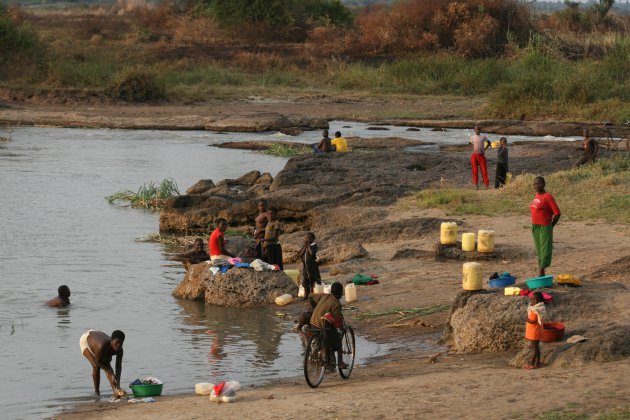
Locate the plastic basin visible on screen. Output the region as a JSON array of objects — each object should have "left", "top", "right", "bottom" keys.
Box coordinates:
[
  {"left": 525, "top": 275, "right": 553, "bottom": 289},
  {"left": 489, "top": 276, "right": 516, "bottom": 289},
  {"left": 542, "top": 322, "right": 565, "bottom": 342},
  {"left": 129, "top": 383, "right": 163, "bottom": 397}
]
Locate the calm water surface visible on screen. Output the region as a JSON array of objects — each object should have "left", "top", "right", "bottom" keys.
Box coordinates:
[{"left": 0, "top": 122, "right": 570, "bottom": 419}]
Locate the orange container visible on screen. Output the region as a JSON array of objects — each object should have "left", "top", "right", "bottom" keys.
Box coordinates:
[{"left": 542, "top": 322, "right": 565, "bottom": 342}]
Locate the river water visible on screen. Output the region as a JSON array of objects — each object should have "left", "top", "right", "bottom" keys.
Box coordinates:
[{"left": 0, "top": 122, "right": 574, "bottom": 419}]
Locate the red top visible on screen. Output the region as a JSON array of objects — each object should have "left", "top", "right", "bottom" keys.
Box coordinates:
[
  {"left": 530, "top": 192, "right": 560, "bottom": 226},
  {"left": 208, "top": 228, "right": 226, "bottom": 256}
]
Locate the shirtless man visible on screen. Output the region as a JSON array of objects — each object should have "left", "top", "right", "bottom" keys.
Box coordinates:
[
  {"left": 46, "top": 285, "right": 70, "bottom": 307},
  {"left": 254, "top": 199, "right": 269, "bottom": 259},
  {"left": 80, "top": 330, "right": 126, "bottom": 397},
  {"left": 574, "top": 128, "right": 599, "bottom": 167},
  {"left": 314, "top": 130, "right": 332, "bottom": 153}
]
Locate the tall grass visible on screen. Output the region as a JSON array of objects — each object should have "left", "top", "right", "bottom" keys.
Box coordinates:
[
  {"left": 402, "top": 155, "right": 630, "bottom": 224},
  {"left": 106, "top": 178, "right": 180, "bottom": 209}
]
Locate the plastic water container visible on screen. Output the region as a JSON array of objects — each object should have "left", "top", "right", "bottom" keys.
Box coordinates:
[
  {"left": 323, "top": 284, "right": 332, "bottom": 294},
  {"left": 345, "top": 283, "right": 357, "bottom": 303},
  {"left": 274, "top": 294, "right": 293, "bottom": 305},
  {"left": 477, "top": 229, "right": 495, "bottom": 253},
  {"left": 313, "top": 283, "right": 324, "bottom": 294},
  {"left": 462, "top": 232, "right": 475, "bottom": 251},
  {"left": 195, "top": 382, "right": 213, "bottom": 395},
  {"left": 440, "top": 222, "right": 458, "bottom": 245},
  {"left": 506, "top": 172, "right": 513, "bottom": 183},
  {"left": 462, "top": 262, "right": 483, "bottom": 290},
  {"left": 284, "top": 269, "right": 300, "bottom": 286},
  {"left": 504, "top": 286, "right": 521, "bottom": 296},
  {"left": 298, "top": 285, "right": 305, "bottom": 298}
]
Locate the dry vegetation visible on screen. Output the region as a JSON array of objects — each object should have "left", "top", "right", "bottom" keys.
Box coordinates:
[{"left": 2, "top": 0, "right": 630, "bottom": 121}]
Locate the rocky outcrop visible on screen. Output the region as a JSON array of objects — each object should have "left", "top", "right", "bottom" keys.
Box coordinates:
[
  {"left": 159, "top": 147, "right": 468, "bottom": 234},
  {"left": 204, "top": 113, "right": 328, "bottom": 133},
  {"left": 173, "top": 262, "right": 298, "bottom": 307}
]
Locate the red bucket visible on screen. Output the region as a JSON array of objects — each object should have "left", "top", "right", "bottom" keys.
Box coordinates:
[{"left": 542, "top": 322, "right": 565, "bottom": 342}]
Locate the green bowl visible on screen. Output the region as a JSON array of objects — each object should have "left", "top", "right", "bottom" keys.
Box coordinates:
[{"left": 129, "top": 383, "right": 163, "bottom": 397}]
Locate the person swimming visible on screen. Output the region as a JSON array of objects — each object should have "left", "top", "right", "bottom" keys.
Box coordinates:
[{"left": 46, "top": 285, "right": 70, "bottom": 307}]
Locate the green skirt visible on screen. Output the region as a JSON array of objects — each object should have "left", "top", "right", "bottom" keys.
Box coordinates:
[{"left": 532, "top": 224, "right": 553, "bottom": 269}]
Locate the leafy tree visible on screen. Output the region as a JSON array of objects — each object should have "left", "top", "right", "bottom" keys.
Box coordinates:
[{"left": 199, "top": 0, "right": 352, "bottom": 33}]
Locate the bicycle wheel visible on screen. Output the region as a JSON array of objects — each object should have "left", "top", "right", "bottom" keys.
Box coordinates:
[
  {"left": 304, "top": 333, "right": 326, "bottom": 388},
  {"left": 338, "top": 326, "right": 355, "bottom": 379}
]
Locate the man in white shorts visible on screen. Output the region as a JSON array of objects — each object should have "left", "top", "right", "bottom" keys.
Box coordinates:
[{"left": 79, "top": 329, "right": 126, "bottom": 397}]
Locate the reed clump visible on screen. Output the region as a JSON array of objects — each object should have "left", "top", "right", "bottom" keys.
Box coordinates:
[{"left": 106, "top": 178, "right": 180, "bottom": 209}]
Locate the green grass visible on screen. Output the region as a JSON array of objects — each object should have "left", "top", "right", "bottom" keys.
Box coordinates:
[
  {"left": 262, "top": 143, "right": 311, "bottom": 157},
  {"left": 106, "top": 178, "right": 180, "bottom": 209},
  {"left": 538, "top": 407, "right": 630, "bottom": 420},
  {"left": 400, "top": 155, "right": 630, "bottom": 224}
]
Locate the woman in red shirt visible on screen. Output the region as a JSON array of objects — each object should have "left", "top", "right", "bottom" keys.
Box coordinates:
[{"left": 530, "top": 176, "right": 561, "bottom": 276}]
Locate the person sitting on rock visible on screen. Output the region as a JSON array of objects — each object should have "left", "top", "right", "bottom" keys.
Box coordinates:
[
  {"left": 209, "top": 218, "right": 235, "bottom": 262},
  {"left": 299, "top": 231, "right": 321, "bottom": 299},
  {"left": 262, "top": 207, "right": 283, "bottom": 270},
  {"left": 331, "top": 131, "right": 349, "bottom": 152},
  {"left": 313, "top": 130, "right": 332, "bottom": 154},
  {"left": 254, "top": 199, "right": 269, "bottom": 259},
  {"left": 172, "top": 238, "right": 210, "bottom": 269},
  {"left": 46, "top": 285, "right": 70, "bottom": 307}
]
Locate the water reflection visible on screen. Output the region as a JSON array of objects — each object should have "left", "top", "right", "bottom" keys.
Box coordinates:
[
  {"left": 175, "top": 299, "right": 285, "bottom": 373},
  {"left": 56, "top": 307, "right": 71, "bottom": 329}
]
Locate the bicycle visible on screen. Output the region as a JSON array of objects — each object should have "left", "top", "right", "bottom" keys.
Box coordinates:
[{"left": 302, "top": 311, "right": 356, "bottom": 388}]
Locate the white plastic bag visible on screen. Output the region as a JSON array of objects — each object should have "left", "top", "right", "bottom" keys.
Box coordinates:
[
  {"left": 209, "top": 381, "right": 241, "bottom": 403},
  {"left": 298, "top": 285, "right": 305, "bottom": 298}
]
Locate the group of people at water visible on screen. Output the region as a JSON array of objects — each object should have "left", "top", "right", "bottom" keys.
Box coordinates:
[{"left": 47, "top": 122, "right": 590, "bottom": 398}]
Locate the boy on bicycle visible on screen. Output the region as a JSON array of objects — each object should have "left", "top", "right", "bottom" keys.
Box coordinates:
[{"left": 303, "top": 282, "right": 348, "bottom": 369}]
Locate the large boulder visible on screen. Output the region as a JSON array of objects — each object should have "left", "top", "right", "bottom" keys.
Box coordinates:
[{"left": 173, "top": 263, "right": 298, "bottom": 307}]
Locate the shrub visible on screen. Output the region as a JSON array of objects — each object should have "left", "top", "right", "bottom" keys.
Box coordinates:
[
  {"left": 107, "top": 66, "right": 166, "bottom": 102},
  {"left": 0, "top": 5, "right": 45, "bottom": 79}
]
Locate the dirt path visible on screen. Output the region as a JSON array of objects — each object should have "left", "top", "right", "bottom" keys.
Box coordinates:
[{"left": 60, "top": 211, "right": 630, "bottom": 419}]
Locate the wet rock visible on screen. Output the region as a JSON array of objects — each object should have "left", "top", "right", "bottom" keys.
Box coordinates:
[
  {"left": 186, "top": 179, "right": 215, "bottom": 195},
  {"left": 328, "top": 258, "right": 384, "bottom": 277},
  {"left": 173, "top": 263, "right": 297, "bottom": 307},
  {"left": 406, "top": 128, "right": 421, "bottom": 131},
  {"left": 366, "top": 126, "right": 390, "bottom": 131}
]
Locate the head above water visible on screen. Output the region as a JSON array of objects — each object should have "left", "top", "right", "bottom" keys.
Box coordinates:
[
  {"left": 533, "top": 176, "right": 546, "bottom": 194},
  {"left": 58, "top": 285, "right": 70, "bottom": 299},
  {"left": 331, "top": 282, "right": 343, "bottom": 299},
  {"left": 111, "top": 330, "right": 125, "bottom": 351},
  {"left": 334, "top": 131, "right": 341, "bottom": 138}
]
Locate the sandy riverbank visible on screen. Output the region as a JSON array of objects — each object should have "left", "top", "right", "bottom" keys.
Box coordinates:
[
  {"left": 41, "top": 99, "right": 630, "bottom": 419},
  {"left": 60, "top": 211, "right": 630, "bottom": 419}
]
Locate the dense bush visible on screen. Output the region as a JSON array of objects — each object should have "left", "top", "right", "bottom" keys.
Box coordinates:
[
  {"left": 309, "top": 0, "right": 533, "bottom": 58},
  {"left": 107, "top": 66, "right": 166, "bottom": 102},
  {"left": 0, "top": 5, "right": 45, "bottom": 79},
  {"left": 198, "top": 0, "right": 352, "bottom": 40}
]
